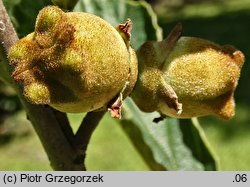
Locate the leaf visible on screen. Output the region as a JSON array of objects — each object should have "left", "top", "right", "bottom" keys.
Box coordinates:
[
  {"left": 52, "top": 0, "right": 79, "bottom": 10},
  {"left": 122, "top": 98, "right": 204, "bottom": 170},
  {"left": 74, "top": 0, "right": 162, "bottom": 49},
  {"left": 4, "top": 0, "right": 52, "bottom": 38},
  {"left": 179, "top": 118, "right": 219, "bottom": 170}
]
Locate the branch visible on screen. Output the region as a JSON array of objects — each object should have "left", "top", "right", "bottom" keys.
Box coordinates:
[
  {"left": 0, "top": 3, "right": 17, "bottom": 53},
  {"left": 0, "top": 0, "right": 80, "bottom": 170},
  {"left": 51, "top": 107, "right": 75, "bottom": 147},
  {"left": 0, "top": 0, "right": 17, "bottom": 84},
  {"left": 74, "top": 111, "right": 105, "bottom": 169}
]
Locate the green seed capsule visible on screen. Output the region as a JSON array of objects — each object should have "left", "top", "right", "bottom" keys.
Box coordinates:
[
  {"left": 132, "top": 23, "right": 244, "bottom": 119},
  {"left": 8, "top": 6, "right": 138, "bottom": 117}
]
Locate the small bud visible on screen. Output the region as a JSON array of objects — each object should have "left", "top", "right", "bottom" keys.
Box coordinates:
[
  {"left": 132, "top": 23, "right": 244, "bottom": 119},
  {"left": 8, "top": 6, "right": 138, "bottom": 116}
]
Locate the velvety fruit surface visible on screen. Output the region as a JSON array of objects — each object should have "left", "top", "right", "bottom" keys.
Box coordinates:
[{"left": 9, "top": 6, "right": 138, "bottom": 113}]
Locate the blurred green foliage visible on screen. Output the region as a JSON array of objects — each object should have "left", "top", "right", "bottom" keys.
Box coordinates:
[{"left": 3, "top": 0, "right": 52, "bottom": 37}]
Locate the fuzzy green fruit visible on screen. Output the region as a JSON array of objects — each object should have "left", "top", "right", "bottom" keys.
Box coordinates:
[
  {"left": 8, "top": 6, "right": 138, "bottom": 116},
  {"left": 132, "top": 24, "right": 244, "bottom": 119}
]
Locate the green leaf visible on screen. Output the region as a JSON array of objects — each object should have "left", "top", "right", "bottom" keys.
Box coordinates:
[
  {"left": 122, "top": 99, "right": 204, "bottom": 170},
  {"left": 4, "top": 0, "right": 52, "bottom": 38},
  {"left": 74, "top": 0, "right": 162, "bottom": 49},
  {"left": 179, "top": 118, "right": 219, "bottom": 170},
  {"left": 52, "top": 0, "right": 79, "bottom": 10}
]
